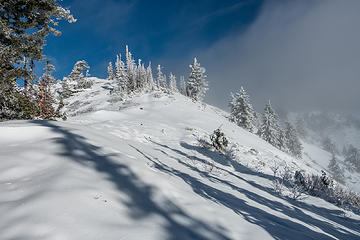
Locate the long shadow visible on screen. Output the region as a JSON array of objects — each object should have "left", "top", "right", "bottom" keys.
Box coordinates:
[
  {"left": 149, "top": 140, "right": 360, "bottom": 240},
  {"left": 179, "top": 141, "right": 360, "bottom": 229},
  {"left": 30, "top": 120, "right": 230, "bottom": 240}
]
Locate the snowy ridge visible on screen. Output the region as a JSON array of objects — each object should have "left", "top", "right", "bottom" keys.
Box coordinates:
[{"left": 1, "top": 78, "right": 360, "bottom": 239}]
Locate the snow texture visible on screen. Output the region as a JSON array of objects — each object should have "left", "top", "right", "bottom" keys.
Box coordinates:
[{"left": 1, "top": 78, "right": 359, "bottom": 240}]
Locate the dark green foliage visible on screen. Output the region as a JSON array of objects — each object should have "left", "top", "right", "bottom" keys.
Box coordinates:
[
  {"left": 210, "top": 128, "right": 229, "bottom": 152},
  {"left": 0, "top": 0, "right": 75, "bottom": 120}
]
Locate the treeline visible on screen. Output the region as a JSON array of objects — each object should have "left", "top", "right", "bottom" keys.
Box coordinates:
[{"left": 103, "top": 46, "right": 208, "bottom": 102}]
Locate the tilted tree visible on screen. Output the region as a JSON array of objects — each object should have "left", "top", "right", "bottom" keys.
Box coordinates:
[
  {"left": 68, "top": 60, "right": 91, "bottom": 89},
  {"left": 229, "top": 86, "right": 256, "bottom": 133},
  {"left": 186, "top": 57, "right": 208, "bottom": 101}
]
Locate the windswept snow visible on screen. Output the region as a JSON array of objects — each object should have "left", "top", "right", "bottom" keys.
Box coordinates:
[{"left": 1, "top": 78, "right": 359, "bottom": 239}]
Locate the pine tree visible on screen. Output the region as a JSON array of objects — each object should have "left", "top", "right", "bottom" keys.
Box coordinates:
[
  {"left": 328, "top": 154, "right": 345, "bottom": 184},
  {"left": 186, "top": 57, "right": 208, "bottom": 101},
  {"left": 157, "top": 65, "right": 167, "bottom": 89},
  {"left": 125, "top": 45, "right": 136, "bottom": 92},
  {"left": 107, "top": 61, "right": 114, "bottom": 82},
  {"left": 0, "top": 0, "right": 75, "bottom": 120},
  {"left": 136, "top": 59, "right": 146, "bottom": 90},
  {"left": 284, "top": 121, "right": 303, "bottom": 158},
  {"left": 61, "top": 77, "right": 72, "bottom": 99},
  {"left": 114, "top": 54, "right": 127, "bottom": 94},
  {"left": 169, "top": 73, "right": 178, "bottom": 93},
  {"left": 146, "top": 62, "right": 154, "bottom": 90},
  {"left": 38, "top": 61, "right": 56, "bottom": 119},
  {"left": 258, "top": 101, "right": 282, "bottom": 148},
  {"left": 68, "top": 60, "right": 91, "bottom": 89},
  {"left": 179, "top": 75, "right": 187, "bottom": 96},
  {"left": 229, "top": 87, "right": 256, "bottom": 132}
]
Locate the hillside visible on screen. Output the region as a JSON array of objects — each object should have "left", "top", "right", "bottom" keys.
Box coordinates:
[{"left": 1, "top": 78, "right": 360, "bottom": 240}]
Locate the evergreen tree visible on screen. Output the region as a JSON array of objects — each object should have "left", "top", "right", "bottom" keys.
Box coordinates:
[
  {"left": 157, "top": 65, "right": 167, "bottom": 89},
  {"left": 284, "top": 121, "right": 303, "bottom": 158},
  {"left": 125, "top": 45, "right": 136, "bottom": 92},
  {"left": 0, "top": 0, "right": 75, "bottom": 120},
  {"left": 169, "top": 73, "right": 178, "bottom": 93},
  {"left": 136, "top": 59, "right": 146, "bottom": 90},
  {"left": 258, "top": 101, "right": 282, "bottom": 148},
  {"left": 107, "top": 61, "right": 114, "bottom": 82},
  {"left": 179, "top": 75, "right": 187, "bottom": 96},
  {"left": 328, "top": 154, "right": 345, "bottom": 184},
  {"left": 38, "top": 61, "right": 56, "bottom": 119},
  {"left": 68, "top": 60, "right": 91, "bottom": 89},
  {"left": 228, "top": 86, "right": 256, "bottom": 132},
  {"left": 186, "top": 57, "right": 208, "bottom": 101},
  {"left": 146, "top": 62, "right": 154, "bottom": 90},
  {"left": 61, "top": 77, "right": 72, "bottom": 99},
  {"left": 114, "top": 54, "right": 127, "bottom": 94}
]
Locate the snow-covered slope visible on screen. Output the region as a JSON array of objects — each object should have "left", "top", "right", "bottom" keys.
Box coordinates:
[
  {"left": 288, "top": 111, "right": 360, "bottom": 192},
  {"left": 1, "top": 78, "right": 360, "bottom": 240}
]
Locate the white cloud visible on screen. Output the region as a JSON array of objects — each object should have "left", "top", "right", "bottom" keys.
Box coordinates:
[{"left": 200, "top": 0, "right": 360, "bottom": 113}]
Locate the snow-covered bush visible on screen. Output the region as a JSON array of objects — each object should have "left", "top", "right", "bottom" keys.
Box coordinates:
[
  {"left": 210, "top": 128, "right": 229, "bottom": 153},
  {"left": 292, "top": 170, "right": 360, "bottom": 212}
]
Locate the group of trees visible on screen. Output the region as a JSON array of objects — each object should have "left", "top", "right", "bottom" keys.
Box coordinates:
[
  {"left": 105, "top": 47, "right": 208, "bottom": 102},
  {"left": 0, "top": 0, "right": 75, "bottom": 120},
  {"left": 229, "top": 87, "right": 303, "bottom": 158}
]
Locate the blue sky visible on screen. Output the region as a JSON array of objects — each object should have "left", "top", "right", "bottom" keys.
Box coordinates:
[{"left": 44, "top": 0, "right": 262, "bottom": 81}]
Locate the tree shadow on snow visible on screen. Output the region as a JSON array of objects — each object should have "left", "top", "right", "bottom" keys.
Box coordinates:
[
  {"left": 148, "top": 140, "right": 360, "bottom": 240},
  {"left": 30, "top": 120, "right": 230, "bottom": 240}
]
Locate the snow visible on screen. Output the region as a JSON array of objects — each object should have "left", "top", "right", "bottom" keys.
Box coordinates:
[{"left": 1, "top": 78, "right": 360, "bottom": 239}]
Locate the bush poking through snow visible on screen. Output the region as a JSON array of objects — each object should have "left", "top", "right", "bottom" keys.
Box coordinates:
[{"left": 210, "top": 128, "right": 229, "bottom": 153}]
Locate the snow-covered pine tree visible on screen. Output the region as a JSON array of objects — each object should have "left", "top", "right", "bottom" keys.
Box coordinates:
[
  {"left": 169, "top": 73, "right": 178, "bottom": 93},
  {"left": 258, "top": 101, "right": 282, "bottom": 149},
  {"left": 107, "top": 61, "right": 115, "bottom": 82},
  {"left": 114, "top": 54, "right": 127, "bottom": 94},
  {"left": 284, "top": 121, "right": 303, "bottom": 158},
  {"left": 0, "top": 0, "right": 75, "bottom": 120},
  {"left": 146, "top": 62, "right": 154, "bottom": 90},
  {"left": 186, "top": 57, "right": 208, "bottom": 101},
  {"left": 179, "top": 75, "right": 187, "bottom": 96},
  {"left": 61, "top": 77, "right": 72, "bottom": 99},
  {"left": 125, "top": 45, "right": 136, "bottom": 92},
  {"left": 156, "top": 65, "right": 167, "bottom": 89},
  {"left": 136, "top": 59, "right": 146, "bottom": 90},
  {"left": 228, "top": 86, "right": 256, "bottom": 132},
  {"left": 38, "top": 61, "right": 56, "bottom": 119},
  {"left": 328, "top": 154, "right": 345, "bottom": 184},
  {"left": 68, "top": 60, "right": 91, "bottom": 89}
]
